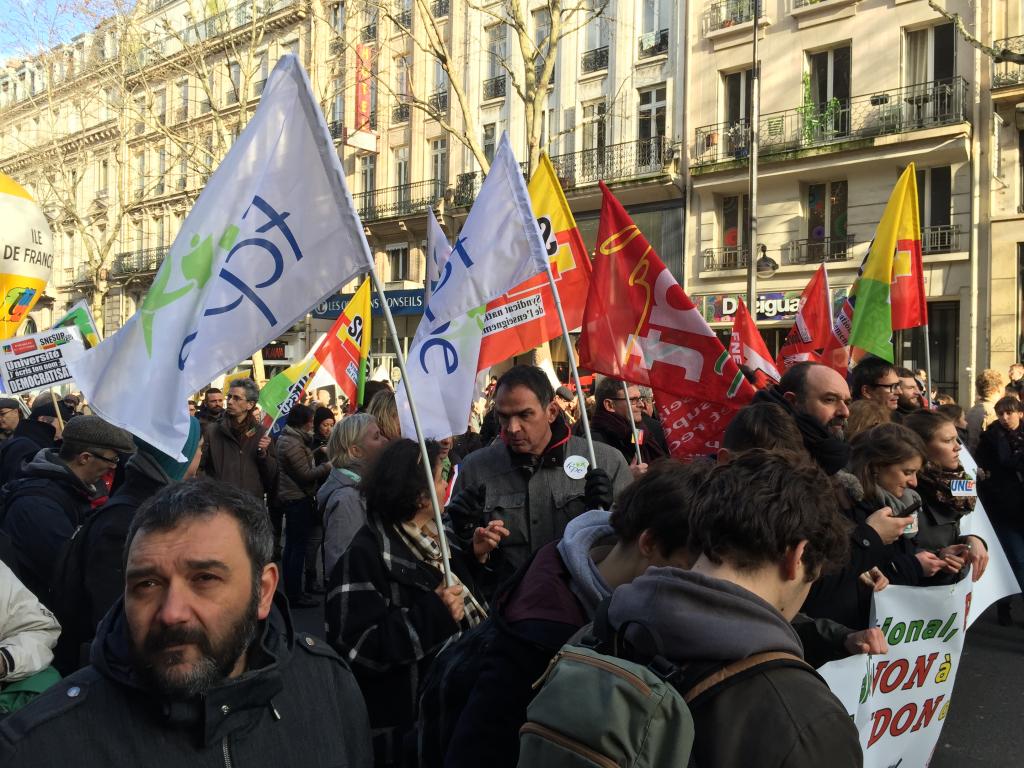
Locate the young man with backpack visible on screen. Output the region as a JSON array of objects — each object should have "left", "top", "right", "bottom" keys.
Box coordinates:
[{"left": 522, "top": 450, "right": 860, "bottom": 768}]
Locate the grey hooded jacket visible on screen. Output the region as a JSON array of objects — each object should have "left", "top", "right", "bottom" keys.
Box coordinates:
[{"left": 319, "top": 467, "right": 366, "bottom": 578}]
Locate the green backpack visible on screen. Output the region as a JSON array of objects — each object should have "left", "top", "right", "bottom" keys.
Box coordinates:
[{"left": 518, "top": 603, "right": 809, "bottom": 768}]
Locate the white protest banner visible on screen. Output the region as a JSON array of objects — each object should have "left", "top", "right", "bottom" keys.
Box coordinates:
[
  {"left": 0, "top": 326, "right": 84, "bottom": 394},
  {"left": 66, "top": 54, "right": 368, "bottom": 459},
  {"left": 957, "top": 448, "right": 1020, "bottom": 623},
  {"left": 397, "top": 133, "right": 549, "bottom": 440},
  {"left": 819, "top": 575, "right": 971, "bottom": 768}
]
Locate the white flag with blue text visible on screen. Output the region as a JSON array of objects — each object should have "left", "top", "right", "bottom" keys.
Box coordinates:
[
  {"left": 398, "top": 134, "right": 548, "bottom": 439},
  {"left": 425, "top": 207, "right": 451, "bottom": 301},
  {"left": 66, "top": 55, "right": 370, "bottom": 458}
]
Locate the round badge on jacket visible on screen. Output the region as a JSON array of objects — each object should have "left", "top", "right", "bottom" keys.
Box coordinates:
[{"left": 563, "top": 455, "right": 589, "bottom": 480}]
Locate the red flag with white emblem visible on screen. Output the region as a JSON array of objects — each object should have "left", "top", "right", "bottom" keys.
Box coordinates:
[{"left": 730, "top": 298, "right": 779, "bottom": 389}]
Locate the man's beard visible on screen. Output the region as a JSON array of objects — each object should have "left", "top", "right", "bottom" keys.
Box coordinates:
[
  {"left": 132, "top": 583, "right": 261, "bottom": 700},
  {"left": 897, "top": 395, "right": 920, "bottom": 411}
]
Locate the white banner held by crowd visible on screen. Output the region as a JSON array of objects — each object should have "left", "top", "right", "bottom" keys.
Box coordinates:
[
  {"left": 0, "top": 326, "right": 84, "bottom": 394},
  {"left": 819, "top": 576, "right": 971, "bottom": 768},
  {"left": 398, "top": 134, "right": 549, "bottom": 440},
  {"left": 66, "top": 55, "right": 369, "bottom": 458}
]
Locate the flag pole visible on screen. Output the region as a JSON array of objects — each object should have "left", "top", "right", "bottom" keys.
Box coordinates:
[
  {"left": 544, "top": 258, "right": 598, "bottom": 468},
  {"left": 621, "top": 381, "right": 643, "bottom": 466},
  {"left": 922, "top": 324, "right": 934, "bottom": 409},
  {"left": 366, "top": 267, "right": 455, "bottom": 587}
]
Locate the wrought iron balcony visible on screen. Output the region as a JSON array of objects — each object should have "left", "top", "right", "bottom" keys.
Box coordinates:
[
  {"left": 783, "top": 235, "right": 856, "bottom": 265},
  {"left": 431, "top": 0, "right": 449, "bottom": 17},
  {"left": 704, "top": 0, "right": 754, "bottom": 34},
  {"left": 546, "top": 137, "right": 671, "bottom": 189},
  {"left": 451, "top": 162, "right": 539, "bottom": 206},
  {"left": 329, "top": 37, "right": 343, "bottom": 55},
  {"left": 428, "top": 89, "right": 448, "bottom": 113},
  {"left": 393, "top": 9, "right": 411, "bottom": 30},
  {"left": 993, "top": 36, "right": 1024, "bottom": 88},
  {"left": 922, "top": 224, "right": 961, "bottom": 254},
  {"left": 581, "top": 46, "right": 608, "bottom": 74},
  {"left": 112, "top": 248, "right": 166, "bottom": 278},
  {"left": 638, "top": 29, "right": 669, "bottom": 59},
  {"left": 351, "top": 180, "right": 443, "bottom": 222},
  {"left": 328, "top": 119, "right": 344, "bottom": 141},
  {"left": 360, "top": 23, "right": 378, "bottom": 42},
  {"left": 181, "top": 0, "right": 298, "bottom": 46},
  {"left": 70, "top": 264, "right": 95, "bottom": 286},
  {"left": 392, "top": 102, "right": 410, "bottom": 123},
  {"left": 694, "top": 77, "right": 969, "bottom": 167},
  {"left": 702, "top": 246, "right": 750, "bottom": 272},
  {"left": 483, "top": 76, "right": 506, "bottom": 100}
]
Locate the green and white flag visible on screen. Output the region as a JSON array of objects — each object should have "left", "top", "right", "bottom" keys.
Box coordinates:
[{"left": 66, "top": 55, "right": 370, "bottom": 458}]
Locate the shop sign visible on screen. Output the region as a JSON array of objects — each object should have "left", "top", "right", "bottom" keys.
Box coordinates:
[
  {"left": 697, "top": 287, "right": 849, "bottom": 324},
  {"left": 313, "top": 288, "right": 424, "bottom": 320},
  {"left": 261, "top": 342, "right": 287, "bottom": 361}
]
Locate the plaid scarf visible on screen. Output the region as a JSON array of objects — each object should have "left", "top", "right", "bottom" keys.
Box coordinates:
[
  {"left": 918, "top": 463, "right": 977, "bottom": 516},
  {"left": 396, "top": 519, "right": 487, "bottom": 628}
]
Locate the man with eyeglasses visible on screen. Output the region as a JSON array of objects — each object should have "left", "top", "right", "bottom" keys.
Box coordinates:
[
  {"left": 850, "top": 356, "right": 900, "bottom": 412},
  {"left": 0, "top": 415, "right": 135, "bottom": 607},
  {"left": 589, "top": 376, "right": 665, "bottom": 478},
  {"left": 0, "top": 398, "right": 21, "bottom": 442}
]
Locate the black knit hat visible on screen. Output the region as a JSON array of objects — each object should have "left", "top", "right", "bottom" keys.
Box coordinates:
[
  {"left": 61, "top": 415, "right": 137, "bottom": 454},
  {"left": 30, "top": 400, "right": 76, "bottom": 422},
  {"left": 314, "top": 406, "right": 335, "bottom": 432}
]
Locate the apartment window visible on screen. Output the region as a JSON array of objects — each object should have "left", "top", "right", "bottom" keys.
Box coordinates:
[
  {"left": 178, "top": 148, "right": 188, "bottom": 189},
  {"left": 533, "top": 9, "right": 551, "bottom": 77},
  {"left": 721, "top": 194, "right": 751, "bottom": 266},
  {"left": 486, "top": 25, "right": 507, "bottom": 80},
  {"left": 227, "top": 61, "right": 241, "bottom": 103},
  {"left": 134, "top": 151, "right": 145, "bottom": 196},
  {"left": 642, "top": 0, "right": 671, "bottom": 34},
  {"left": 395, "top": 56, "right": 409, "bottom": 99},
  {"left": 387, "top": 244, "right": 410, "bottom": 282},
  {"left": 176, "top": 80, "right": 189, "bottom": 121},
  {"left": 805, "top": 180, "right": 848, "bottom": 259},
  {"left": 256, "top": 52, "right": 269, "bottom": 95},
  {"left": 585, "top": 0, "right": 608, "bottom": 50},
  {"left": 395, "top": 146, "right": 410, "bottom": 187},
  {"left": 329, "top": 3, "right": 344, "bottom": 33},
  {"left": 98, "top": 158, "right": 109, "bottom": 192},
  {"left": 583, "top": 102, "right": 606, "bottom": 149},
  {"left": 905, "top": 23, "right": 954, "bottom": 86},
  {"left": 993, "top": 113, "right": 1004, "bottom": 178},
  {"left": 360, "top": 154, "right": 377, "bottom": 195},
  {"left": 916, "top": 166, "right": 953, "bottom": 252},
  {"left": 431, "top": 138, "right": 448, "bottom": 197},
  {"left": 331, "top": 77, "right": 344, "bottom": 124},
  {"left": 483, "top": 123, "right": 496, "bottom": 164},
  {"left": 155, "top": 216, "right": 165, "bottom": 250},
  {"left": 132, "top": 221, "right": 144, "bottom": 252},
  {"left": 807, "top": 46, "right": 851, "bottom": 136},
  {"left": 638, "top": 85, "right": 666, "bottom": 166},
  {"left": 157, "top": 148, "right": 167, "bottom": 194}
]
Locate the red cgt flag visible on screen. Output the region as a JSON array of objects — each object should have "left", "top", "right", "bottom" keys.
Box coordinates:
[
  {"left": 578, "top": 183, "right": 754, "bottom": 457},
  {"left": 730, "top": 298, "right": 779, "bottom": 389},
  {"left": 776, "top": 264, "right": 833, "bottom": 373}
]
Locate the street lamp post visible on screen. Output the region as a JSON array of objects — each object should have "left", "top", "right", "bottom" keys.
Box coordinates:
[{"left": 747, "top": 0, "right": 760, "bottom": 313}]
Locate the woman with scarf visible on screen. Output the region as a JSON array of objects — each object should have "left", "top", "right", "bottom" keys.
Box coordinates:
[
  {"left": 903, "top": 410, "right": 988, "bottom": 585},
  {"left": 326, "top": 438, "right": 507, "bottom": 767},
  {"left": 802, "top": 423, "right": 953, "bottom": 629},
  {"left": 976, "top": 396, "right": 1024, "bottom": 624}
]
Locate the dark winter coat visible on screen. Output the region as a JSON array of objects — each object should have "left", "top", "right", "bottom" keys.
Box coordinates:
[
  {"left": 0, "top": 593, "right": 373, "bottom": 767},
  {"left": 0, "top": 449, "right": 98, "bottom": 605},
  {"left": 326, "top": 515, "right": 480, "bottom": 767},
  {"left": 975, "top": 421, "right": 1024, "bottom": 523},
  {"left": 587, "top": 408, "right": 666, "bottom": 465},
  {"left": 609, "top": 567, "right": 862, "bottom": 768},
  {"left": 276, "top": 426, "right": 330, "bottom": 503},
  {"left": 802, "top": 472, "right": 923, "bottom": 629},
  {"left": 199, "top": 416, "right": 277, "bottom": 503},
  {"left": 0, "top": 419, "right": 59, "bottom": 487}
]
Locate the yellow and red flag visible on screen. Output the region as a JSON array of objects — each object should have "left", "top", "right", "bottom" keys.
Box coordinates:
[
  {"left": 475, "top": 153, "right": 591, "bottom": 370},
  {"left": 315, "top": 278, "right": 372, "bottom": 411}
]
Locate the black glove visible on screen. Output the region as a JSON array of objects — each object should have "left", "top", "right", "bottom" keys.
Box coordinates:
[
  {"left": 446, "top": 485, "right": 487, "bottom": 540},
  {"left": 584, "top": 468, "right": 614, "bottom": 511}
]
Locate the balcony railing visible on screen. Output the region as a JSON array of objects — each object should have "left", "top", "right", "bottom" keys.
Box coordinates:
[
  {"left": 428, "top": 89, "right": 448, "bottom": 113},
  {"left": 547, "top": 136, "right": 671, "bottom": 189},
  {"left": 638, "top": 29, "right": 669, "bottom": 59},
  {"left": 694, "top": 77, "right": 969, "bottom": 166},
  {"left": 360, "top": 23, "right": 378, "bottom": 42},
  {"left": 993, "top": 36, "right": 1024, "bottom": 88},
  {"left": 783, "top": 235, "right": 856, "bottom": 265},
  {"left": 71, "top": 264, "right": 94, "bottom": 286},
  {"left": 148, "top": 0, "right": 178, "bottom": 11},
  {"left": 392, "top": 102, "right": 411, "bottom": 123},
  {"left": 394, "top": 8, "right": 412, "bottom": 30},
  {"left": 483, "top": 76, "right": 506, "bottom": 100},
  {"left": 328, "top": 119, "right": 344, "bottom": 141},
  {"left": 702, "top": 246, "right": 750, "bottom": 272},
  {"left": 112, "top": 248, "right": 166, "bottom": 277},
  {"left": 431, "top": 0, "right": 449, "bottom": 17},
  {"left": 534, "top": 63, "right": 555, "bottom": 86},
  {"left": 351, "top": 179, "right": 443, "bottom": 222},
  {"left": 704, "top": 0, "right": 754, "bottom": 34},
  {"left": 922, "top": 224, "right": 961, "bottom": 254},
  {"left": 182, "top": 0, "right": 298, "bottom": 46},
  {"left": 329, "top": 37, "right": 343, "bottom": 55},
  {"left": 451, "top": 161, "right": 545, "bottom": 206},
  {"left": 581, "top": 46, "right": 609, "bottom": 74}
]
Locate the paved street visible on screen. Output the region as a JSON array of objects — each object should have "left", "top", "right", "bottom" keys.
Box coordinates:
[{"left": 295, "top": 597, "right": 1024, "bottom": 765}]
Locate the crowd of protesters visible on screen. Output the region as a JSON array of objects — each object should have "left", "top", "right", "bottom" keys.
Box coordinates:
[{"left": 0, "top": 356, "right": 1020, "bottom": 766}]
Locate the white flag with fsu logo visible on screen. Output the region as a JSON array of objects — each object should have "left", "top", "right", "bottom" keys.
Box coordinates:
[{"left": 66, "top": 55, "right": 369, "bottom": 459}]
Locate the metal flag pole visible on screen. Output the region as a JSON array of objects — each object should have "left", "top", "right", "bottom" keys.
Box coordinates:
[
  {"left": 366, "top": 267, "right": 455, "bottom": 587},
  {"left": 922, "top": 323, "right": 935, "bottom": 409},
  {"left": 544, "top": 257, "right": 598, "bottom": 468},
  {"left": 620, "top": 381, "right": 643, "bottom": 466}
]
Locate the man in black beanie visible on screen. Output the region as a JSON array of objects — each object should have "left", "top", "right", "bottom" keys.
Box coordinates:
[
  {"left": 0, "top": 415, "right": 135, "bottom": 606},
  {"left": 0, "top": 398, "right": 76, "bottom": 486},
  {"left": 0, "top": 397, "right": 22, "bottom": 443}
]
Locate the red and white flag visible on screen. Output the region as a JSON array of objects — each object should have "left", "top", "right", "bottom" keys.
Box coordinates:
[
  {"left": 578, "top": 183, "right": 754, "bottom": 458},
  {"left": 776, "top": 264, "right": 833, "bottom": 372},
  {"left": 730, "top": 298, "right": 779, "bottom": 389}
]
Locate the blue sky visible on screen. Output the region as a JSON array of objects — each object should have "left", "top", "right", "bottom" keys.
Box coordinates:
[{"left": 0, "top": 0, "right": 105, "bottom": 61}]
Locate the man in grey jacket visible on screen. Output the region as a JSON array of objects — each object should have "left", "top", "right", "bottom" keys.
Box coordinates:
[
  {"left": 0, "top": 478, "right": 372, "bottom": 767},
  {"left": 449, "top": 365, "right": 630, "bottom": 586}
]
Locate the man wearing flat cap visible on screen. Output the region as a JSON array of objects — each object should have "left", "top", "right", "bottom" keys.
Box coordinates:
[
  {"left": 0, "top": 415, "right": 135, "bottom": 607},
  {"left": 0, "top": 398, "right": 21, "bottom": 443},
  {"left": 0, "top": 399, "right": 76, "bottom": 487}
]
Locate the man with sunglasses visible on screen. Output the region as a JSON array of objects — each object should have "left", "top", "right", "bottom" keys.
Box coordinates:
[
  {"left": 0, "top": 415, "right": 134, "bottom": 607},
  {"left": 850, "top": 356, "right": 900, "bottom": 412}
]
